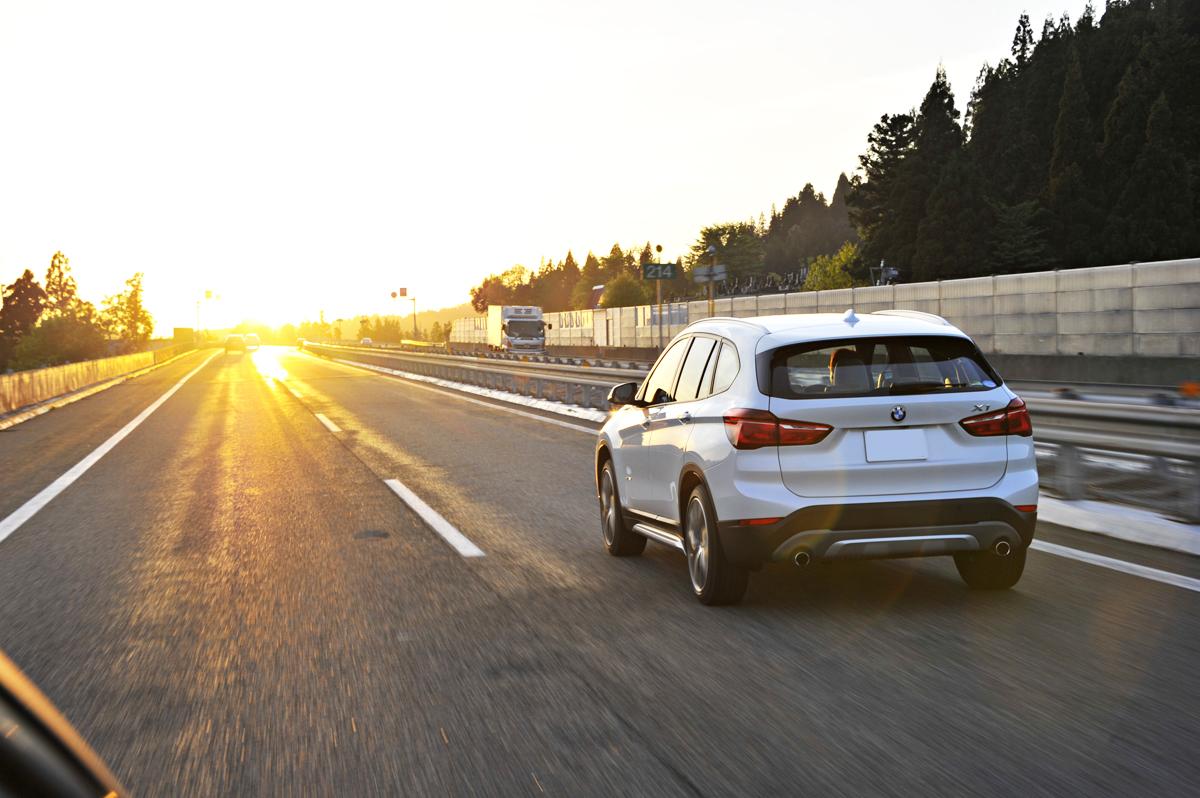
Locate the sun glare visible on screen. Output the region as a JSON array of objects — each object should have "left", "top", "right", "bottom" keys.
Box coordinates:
[{"left": 251, "top": 347, "right": 290, "bottom": 384}]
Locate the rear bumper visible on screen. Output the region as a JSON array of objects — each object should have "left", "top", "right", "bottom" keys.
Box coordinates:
[{"left": 718, "top": 498, "right": 1037, "bottom": 568}]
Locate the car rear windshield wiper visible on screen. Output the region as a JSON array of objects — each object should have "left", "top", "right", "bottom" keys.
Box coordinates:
[{"left": 887, "top": 381, "right": 947, "bottom": 395}]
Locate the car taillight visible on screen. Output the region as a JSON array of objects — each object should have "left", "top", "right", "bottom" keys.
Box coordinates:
[
  {"left": 959, "top": 397, "right": 1033, "bottom": 437},
  {"left": 723, "top": 409, "right": 832, "bottom": 450}
]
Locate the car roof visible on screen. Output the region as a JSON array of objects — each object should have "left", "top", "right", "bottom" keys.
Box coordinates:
[{"left": 683, "top": 310, "right": 970, "bottom": 349}]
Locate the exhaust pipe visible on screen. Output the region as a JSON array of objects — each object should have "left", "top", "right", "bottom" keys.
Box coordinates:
[
  {"left": 793, "top": 551, "right": 812, "bottom": 568},
  {"left": 993, "top": 540, "right": 1012, "bottom": 558}
]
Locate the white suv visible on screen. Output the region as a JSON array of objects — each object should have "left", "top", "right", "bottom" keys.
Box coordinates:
[{"left": 594, "top": 311, "right": 1038, "bottom": 605}]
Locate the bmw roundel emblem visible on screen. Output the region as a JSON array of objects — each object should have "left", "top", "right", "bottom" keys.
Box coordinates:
[{"left": 890, "top": 405, "right": 907, "bottom": 422}]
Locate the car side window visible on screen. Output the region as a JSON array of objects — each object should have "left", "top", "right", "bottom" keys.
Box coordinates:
[
  {"left": 709, "top": 342, "right": 740, "bottom": 394},
  {"left": 674, "top": 337, "right": 717, "bottom": 402},
  {"left": 640, "top": 337, "right": 691, "bottom": 405}
]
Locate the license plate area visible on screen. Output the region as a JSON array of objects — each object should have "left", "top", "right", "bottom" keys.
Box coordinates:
[{"left": 864, "top": 429, "right": 928, "bottom": 462}]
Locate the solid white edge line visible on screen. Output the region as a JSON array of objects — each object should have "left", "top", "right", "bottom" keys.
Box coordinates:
[
  {"left": 314, "top": 413, "right": 341, "bottom": 433},
  {"left": 1030, "top": 540, "right": 1200, "bottom": 593},
  {"left": 321, "top": 355, "right": 598, "bottom": 435},
  {"left": 0, "top": 350, "right": 221, "bottom": 544},
  {"left": 384, "top": 478, "right": 485, "bottom": 558}
]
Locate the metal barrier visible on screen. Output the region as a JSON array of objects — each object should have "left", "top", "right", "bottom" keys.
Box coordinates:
[{"left": 306, "top": 343, "right": 1200, "bottom": 522}]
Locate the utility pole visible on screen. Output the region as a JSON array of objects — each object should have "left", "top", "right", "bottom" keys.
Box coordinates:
[
  {"left": 706, "top": 244, "right": 717, "bottom": 317},
  {"left": 655, "top": 244, "right": 664, "bottom": 349}
]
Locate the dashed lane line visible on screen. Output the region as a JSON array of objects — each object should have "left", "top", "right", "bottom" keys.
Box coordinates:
[
  {"left": 384, "top": 478, "right": 485, "bottom": 558},
  {"left": 314, "top": 413, "right": 341, "bottom": 433}
]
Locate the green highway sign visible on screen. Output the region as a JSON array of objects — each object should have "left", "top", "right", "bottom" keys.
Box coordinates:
[{"left": 642, "top": 262, "right": 679, "bottom": 280}]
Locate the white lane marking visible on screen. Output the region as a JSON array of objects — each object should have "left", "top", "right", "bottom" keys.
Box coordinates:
[
  {"left": 384, "top": 477, "right": 484, "bottom": 558},
  {"left": 1031, "top": 540, "right": 1200, "bottom": 593},
  {"left": 286, "top": 384, "right": 304, "bottom": 400},
  {"left": 317, "top": 355, "right": 597, "bottom": 435},
  {"left": 314, "top": 413, "right": 341, "bottom": 433},
  {"left": 0, "top": 351, "right": 220, "bottom": 544}
]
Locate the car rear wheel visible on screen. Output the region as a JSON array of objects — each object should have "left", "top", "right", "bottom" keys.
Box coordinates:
[
  {"left": 684, "top": 484, "right": 748, "bottom": 606},
  {"left": 599, "top": 460, "right": 645, "bottom": 556},
  {"left": 954, "top": 546, "right": 1026, "bottom": 589}
]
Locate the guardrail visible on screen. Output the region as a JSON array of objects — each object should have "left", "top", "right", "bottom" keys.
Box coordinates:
[
  {"left": 305, "top": 342, "right": 1200, "bottom": 522},
  {"left": 0, "top": 343, "right": 193, "bottom": 416}
]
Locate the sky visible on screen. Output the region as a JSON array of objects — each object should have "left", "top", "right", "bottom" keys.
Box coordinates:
[{"left": 0, "top": 1, "right": 1083, "bottom": 330}]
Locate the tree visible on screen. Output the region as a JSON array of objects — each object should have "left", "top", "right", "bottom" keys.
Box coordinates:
[
  {"left": 686, "top": 222, "right": 764, "bottom": 278},
  {"left": 1105, "top": 93, "right": 1197, "bottom": 261},
  {"left": 570, "top": 252, "right": 605, "bottom": 309},
  {"left": 0, "top": 270, "right": 47, "bottom": 368},
  {"left": 599, "top": 273, "right": 647, "bottom": 308},
  {"left": 987, "top": 200, "right": 1053, "bottom": 274},
  {"left": 10, "top": 315, "right": 107, "bottom": 370},
  {"left": 43, "top": 251, "right": 90, "bottom": 320},
  {"left": 100, "top": 273, "right": 153, "bottom": 349},
  {"left": 885, "top": 67, "right": 964, "bottom": 273},
  {"left": 803, "top": 242, "right": 859, "bottom": 291},
  {"left": 913, "top": 153, "right": 994, "bottom": 281},
  {"left": 848, "top": 113, "right": 916, "bottom": 276},
  {"left": 1043, "top": 44, "right": 1103, "bottom": 267},
  {"left": 1012, "top": 13, "right": 1036, "bottom": 68}
]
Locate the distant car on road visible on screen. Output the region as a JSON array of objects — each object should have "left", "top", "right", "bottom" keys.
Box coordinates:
[
  {"left": 595, "top": 310, "right": 1038, "bottom": 605},
  {"left": 244, "top": 333, "right": 261, "bottom": 350},
  {"left": 360, "top": 337, "right": 373, "bottom": 346},
  {"left": 224, "top": 334, "right": 246, "bottom": 353}
]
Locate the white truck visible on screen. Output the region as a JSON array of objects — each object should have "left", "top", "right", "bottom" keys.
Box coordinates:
[{"left": 450, "top": 305, "right": 546, "bottom": 354}]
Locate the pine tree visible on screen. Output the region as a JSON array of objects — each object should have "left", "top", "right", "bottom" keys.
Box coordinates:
[
  {"left": 1105, "top": 93, "right": 1197, "bottom": 261},
  {"left": 887, "top": 68, "right": 963, "bottom": 272},
  {"left": 1044, "top": 44, "right": 1103, "bottom": 267},
  {"left": 987, "top": 200, "right": 1053, "bottom": 274},
  {"left": 1012, "top": 13, "right": 1036, "bottom": 67},
  {"left": 847, "top": 113, "right": 915, "bottom": 274},
  {"left": 912, "top": 154, "right": 993, "bottom": 281}
]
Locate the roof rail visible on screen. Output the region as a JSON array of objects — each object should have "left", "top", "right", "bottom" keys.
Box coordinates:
[
  {"left": 685, "top": 316, "right": 771, "bottom": 333},
  {"left": 871, "top": 309, "right": 951, "bottom": 326}
]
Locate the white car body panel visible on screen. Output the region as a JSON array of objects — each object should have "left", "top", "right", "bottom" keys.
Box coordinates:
[{"left": 599, "top": 312, "right": 1039, "bottom": 531}]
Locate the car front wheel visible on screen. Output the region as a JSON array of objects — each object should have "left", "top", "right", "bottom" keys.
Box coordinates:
[{"left": 683, "top": 483, "right": 748, "bottom": 606}]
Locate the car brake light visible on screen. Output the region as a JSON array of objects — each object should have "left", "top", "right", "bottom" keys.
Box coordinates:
[
  {"left": 723, "top": 409, "right": 832, "bottom": 450},
  {"left": 1015, "top": 505, "right": 1037, "bottom": 512},
  {"left": 959, "top": 397, "right": 1033, "bottom": 437}
]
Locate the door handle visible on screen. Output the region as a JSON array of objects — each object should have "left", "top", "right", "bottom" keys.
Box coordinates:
[
  {"left": 679, "top": 411, "right": 693, "bottom": 424},
  {"left": 641, "top": 418, "right": 652, "bottom": 428}
]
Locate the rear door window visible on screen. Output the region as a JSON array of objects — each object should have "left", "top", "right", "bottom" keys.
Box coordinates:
[
  {"left": 768, "top": 336, "right": 1000, "bottom": 399},
  {"left": 709, "top": 342, "right": 740, "bottom": 395},
  {"left": 675, "top": 337, "right": 717, "bottom": 402}
]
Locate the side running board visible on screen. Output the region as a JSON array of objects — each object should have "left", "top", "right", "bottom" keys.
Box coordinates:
[{"left": 631, "top": 523, "right": 685, "bottom": 553}]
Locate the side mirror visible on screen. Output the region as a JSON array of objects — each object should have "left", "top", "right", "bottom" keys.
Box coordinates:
[{"left": 607, "top": 381, "right": 639, "bottom": 407}]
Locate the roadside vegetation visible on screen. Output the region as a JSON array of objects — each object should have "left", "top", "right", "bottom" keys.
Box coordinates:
[
  {"left": 467, "top": 0, "right": 1199, "bottom": 312},
  {"left": 0, "top": 252, "right": 155, "bottom": 372}
]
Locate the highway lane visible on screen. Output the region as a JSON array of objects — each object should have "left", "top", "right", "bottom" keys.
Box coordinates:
[{"left": 0, "top": 346, "right": 1197, "bottom": 795}]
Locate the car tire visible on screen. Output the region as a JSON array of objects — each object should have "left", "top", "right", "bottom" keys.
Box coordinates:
[
  {"left": 683, "top": 483, "right": 748, "bottom": 606},
  {"left": 954, "top": 546, "right": 1026, "bottom": 589},
  {"left": 599, "top": 460, "right": 645, "bottom": 557}
]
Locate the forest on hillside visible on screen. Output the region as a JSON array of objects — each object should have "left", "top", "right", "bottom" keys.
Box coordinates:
[{"left": 469, "top": 0, "right": 1199, "bottom": 313}]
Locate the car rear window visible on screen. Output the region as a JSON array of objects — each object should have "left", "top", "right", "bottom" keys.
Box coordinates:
[{"left": 767, "top": 335, "right": 1001, "bottom": 399}]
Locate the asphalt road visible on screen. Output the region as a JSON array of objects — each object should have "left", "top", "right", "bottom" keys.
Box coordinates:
[{"left": 1, "top": 346, "right": 1198, "bottom": 796}]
